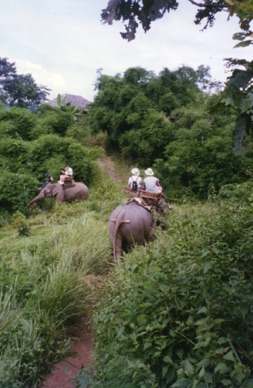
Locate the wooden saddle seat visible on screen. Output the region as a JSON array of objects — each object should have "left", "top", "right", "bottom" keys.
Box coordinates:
[{"left": 124, "top": 186, "right": 162, "bottom": 206}]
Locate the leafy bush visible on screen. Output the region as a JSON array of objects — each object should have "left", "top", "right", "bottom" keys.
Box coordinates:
[
  {"left": 27, "top": 134, "right": 96, "bottom": 184},
  {"left": 154, "top": 119, "right": 252, "bottom": 199},
  {"left": 0, "top": 138, "right": 31, "bottom": 173},
  {"left": 0, "top": 172, "right": 38, "bottom": 215},
  {"left": 31, "top": 107, "right": 74, "bottom": 139},
  {"left": 0, "top": 107, "right": 36, "bottom": 140},
  {"left": 92, "top": 183, "right": 253, "bottom": 387}
]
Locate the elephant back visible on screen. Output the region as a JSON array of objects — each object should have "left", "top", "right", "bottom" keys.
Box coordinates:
[{"left": 63, "top": 177, "right": 75, "bottom": 188}]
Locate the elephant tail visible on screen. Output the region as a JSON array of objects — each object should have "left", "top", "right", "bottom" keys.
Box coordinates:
[{"left": 110, "top": 210, "right": 130, "bottom": 262}]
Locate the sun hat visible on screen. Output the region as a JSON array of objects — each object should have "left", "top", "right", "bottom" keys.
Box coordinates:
[
  {"left": 131, "top": 168, "right": 140, "bottom": 176},
  {"left": 145, "top": 168, "right": 154, "bottom": 176}
]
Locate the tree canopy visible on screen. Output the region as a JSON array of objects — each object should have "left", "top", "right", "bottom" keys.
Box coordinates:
[
  {"left": 0, "top": 57, "right": 50, "bottom": 109},
  {"left": 88, "top": 64, "right": 253, "bottom": 199},
  {"left": 101, "top": 0, "right": 253, "bottom": 148}
]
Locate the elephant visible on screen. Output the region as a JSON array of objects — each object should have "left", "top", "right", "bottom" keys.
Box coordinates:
[
  {"left": 29, "top": 181, "right": 89, "bottom": 206},
  {"left": 108, "top": 199, "right": 156, "bottom": 262}
]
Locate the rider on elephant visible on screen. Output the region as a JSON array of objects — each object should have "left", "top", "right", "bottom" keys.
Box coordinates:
[
  {"left": 143, "top": 168, "right": 173, "bottom": 211},
  {"left": 59, "top": 165, "right": 73, "bottom": 184},
  {"left": 128, "top": 168, "right": 143, "bottom": 191},
  {"left": 40, "top": 172, "right": 54, "bottom": 190},
  {"left": 143, "top": 168, "right": 162, "bottom": 193}
]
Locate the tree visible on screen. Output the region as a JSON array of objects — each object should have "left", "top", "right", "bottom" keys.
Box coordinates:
[
  {"left": 101, "top": 0, "right": 253, "bottom": 143},
  {"left": 0, "top": 57, "right": 50, "bottom": 109},
  {"left": 221, "top": 58, "right": 253, "bottom": 151},
  {"left": 101, "top": 0, "right": 230, "bottom": 42},
  {"left": 89, "top": 65, "right": 219, "bottom": 162}
]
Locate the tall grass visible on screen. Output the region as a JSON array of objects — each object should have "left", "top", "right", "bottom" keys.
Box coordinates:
[{"left": 0, "top": 168, "right": 119, "bottom": 386}]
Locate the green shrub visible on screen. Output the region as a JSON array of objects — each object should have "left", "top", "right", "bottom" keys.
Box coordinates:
[
  {"left": 0, "top": 107, "right": 36, "bottom": 140},
  {"left": 31, "top": 108, "right": 74, "bottom": 139},
  {"left": 17, "top": 223, "right": 30, "bottom": 237},
  {"left": 28, "top": 134, "right": 96, "bottom": 184},
  {"left": 92, "top": 185, "right": 253, "bottom": 387},
  {"left": 0, "top": 138, "right": 31, "bottom": 173},
  {"left": 0, "top": 172, "right": 38, "bottom": 215},
  {"left": 11, "top": 211, "right": 31, "bottom": 237}
]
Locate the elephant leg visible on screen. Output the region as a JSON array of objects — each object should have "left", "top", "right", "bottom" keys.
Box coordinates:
[
  {"left": 114, "top": 235, "right": 123, "bottom": 263},
  {"left": 148, "top": 219, "right": 156, "bottom": 239}
]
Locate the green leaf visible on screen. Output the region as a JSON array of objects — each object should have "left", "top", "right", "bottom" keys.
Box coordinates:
[
  {"left": 214, "top": 362, "right": 229, "bottom": 373},
  {"left": 234, "top": 41, "right": 252, "bottom": 48},
  {"left": 162, "top": 365, "right": 169, "bottom": 378},
  {"left": 204, "top": 371, "right": 213, "bottom": 384},
  {"left": 183, "top": 359, "right": 194, "bottom": 376},
  {"left": 198, "top": 366, "right": 205, "bottom": 378},
  {"left": 143, "top": 341, "right": 152, "bottom": 350},
  {"left": 203, "top": 261, "right": 212, "bottom": 273},
  {"left": 223, "top": 350, "right": 235, "bottom": 362},
  {"left": 197, "top": 306, "right": 208, "bottom": 314}
]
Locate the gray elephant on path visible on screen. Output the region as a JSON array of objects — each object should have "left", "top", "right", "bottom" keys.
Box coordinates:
[
  {"left": 29, "top": 182, "right": 89, "bottom": 206},
  {"left": 108, "top": 199, "right": 156, "bottom": 262}
]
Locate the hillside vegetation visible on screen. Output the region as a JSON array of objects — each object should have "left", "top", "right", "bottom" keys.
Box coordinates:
[
  {"left": 0, "top": 63, "right": 253, "bottom": 387},
  {"left": 91, "top": 183, "right": 253, "bottom": 387},
  {"left": 0, "top": 171, "right": 123, "bottom": 386}
]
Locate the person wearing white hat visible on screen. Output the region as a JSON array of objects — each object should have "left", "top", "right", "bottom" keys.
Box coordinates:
[
  {"left": 143, "top": 168, "right": 162, "bottom": 193},
  {"left": 144, "top": 168, "right": 173, "bottom": 211},
  {"left": 128, "top": 168, "right": 142, "bottom": 191}
]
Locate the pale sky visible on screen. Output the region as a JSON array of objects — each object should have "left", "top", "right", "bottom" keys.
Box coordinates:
[{"left": 0, "top": 0, "right": 251, "bottom": 102}]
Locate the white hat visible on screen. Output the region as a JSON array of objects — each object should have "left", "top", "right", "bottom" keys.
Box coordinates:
[
  {"left": 145, "top": 168, "right": 154, "bottom": 176},
  {"left": 131, "top": 168, "right": 140, "bottom": 176}
]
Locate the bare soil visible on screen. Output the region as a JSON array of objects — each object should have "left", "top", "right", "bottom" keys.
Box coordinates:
[
  {"left": 41, "top": 332, "right": 93, "bottom": 388},
  {"left": 96, "top": 155, "right": 123, "bottom": 183}
]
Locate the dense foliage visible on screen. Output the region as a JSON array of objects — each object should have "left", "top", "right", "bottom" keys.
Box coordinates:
[
  {"left": 101, "top": 0, "right": 253, "bottom": 157},
  {"left": 88, "top": 66, "right": 253, "bottom": 199},
  {"left": 0, "top": 57, "right": 50, "bottom": 109},
  {"left": 0, "top": 177, "right": 117, "bottom": 386},
  {"left": 0, "top": 103, "right": 99, "bottom": 216},
  {"left": 92, "top": 183, "right": 253, "bottom": 387}
]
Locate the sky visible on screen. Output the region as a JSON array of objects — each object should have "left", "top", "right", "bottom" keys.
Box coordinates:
[{"left": 0, "top": 0, "right": 252, "bottom": 102}]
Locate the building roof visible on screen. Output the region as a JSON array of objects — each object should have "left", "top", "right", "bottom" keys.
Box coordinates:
[{"left": 47, "top": 94, "right": 91, "bottom": 110}]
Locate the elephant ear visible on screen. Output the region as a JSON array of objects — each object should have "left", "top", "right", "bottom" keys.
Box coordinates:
[{"left": 55, "top": 185, "right": 64, "bottom": 202}]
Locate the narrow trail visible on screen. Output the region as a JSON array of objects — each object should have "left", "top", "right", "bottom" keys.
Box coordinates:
[
  {"left": 41, "top": 332, "right": 93, "bottom": 388},
  {"left": 40, "top": 156, "right": 120, "bottom": 388},
  {"left": 96, "top": 155, "right": 123, "bottom": 183}
]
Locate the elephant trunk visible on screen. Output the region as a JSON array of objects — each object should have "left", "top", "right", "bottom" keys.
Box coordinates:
[{"left": 29, "top": 191, "right": 44, "bottom": 206}]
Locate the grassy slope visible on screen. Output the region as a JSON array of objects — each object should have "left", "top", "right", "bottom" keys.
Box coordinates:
[
  {"left": 0, "top": 154, "right": 220, "bottom": 387},
  {"left": 0, "top": 162, "right": 128, "bottom": 386}
]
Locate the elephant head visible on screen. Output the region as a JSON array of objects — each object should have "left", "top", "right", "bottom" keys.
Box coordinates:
[{"left": 43, "top": 183, "right": 64, "bottom": 201}]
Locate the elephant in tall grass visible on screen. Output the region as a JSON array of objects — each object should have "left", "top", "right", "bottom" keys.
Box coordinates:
[
  {"left": 29, "top": 182, "right": 89, "bottom": 205},
  {"left": 108, "top": 199, "right": 156, "bottom": 262}
]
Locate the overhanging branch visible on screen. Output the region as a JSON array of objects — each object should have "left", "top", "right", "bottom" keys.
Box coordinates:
[{"left": 188, "top": 0, "right": 229, "bottom": 8}]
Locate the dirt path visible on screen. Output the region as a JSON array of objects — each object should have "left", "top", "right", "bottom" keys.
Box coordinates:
[
  {"left": 41, "top": 332, "right": 93, "bottom": 388},
  {"left": 96, "top": 155, "right": 123, "bottom": 183},
  {"left": 41, "top": 156, "right": 119, "bottom": 388}
]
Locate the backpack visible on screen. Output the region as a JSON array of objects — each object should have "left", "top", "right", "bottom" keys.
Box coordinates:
[{"left": 131, "top": 178, "right": 138, "bottom": 191}]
